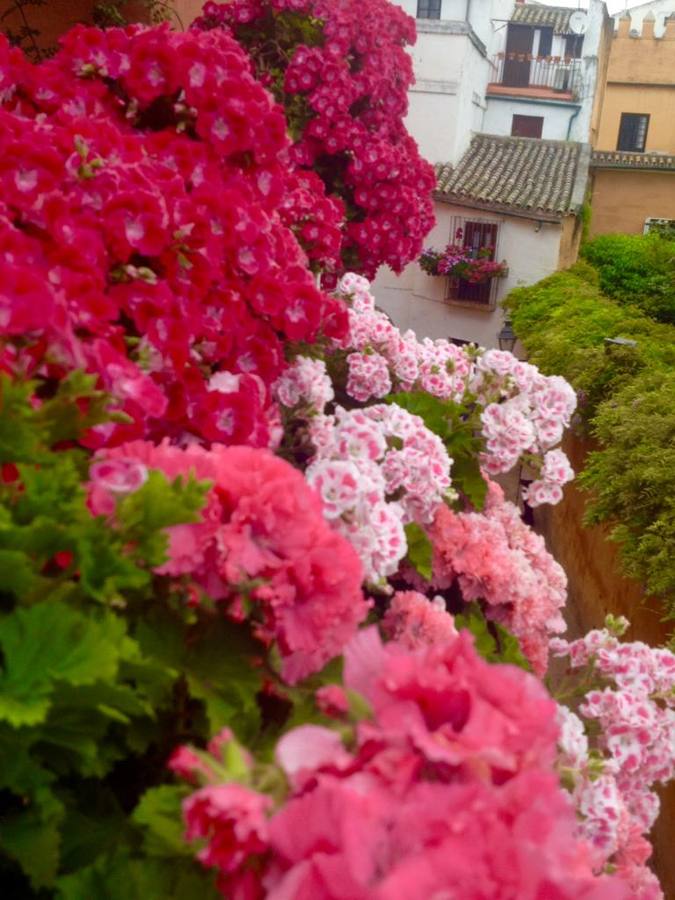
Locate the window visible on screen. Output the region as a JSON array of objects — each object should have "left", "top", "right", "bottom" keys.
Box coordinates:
[
  {"left": 644, "top": 218, "right": 675, "bottom": 238},
  {"left": 565, "top": 34, "right": 584, "bottom": 58},
  {"left": 446, "top": 219, "right": 499, "bottom": 307},
  {"left": 511, "top": 115, "right": 544, "bottom": 138},
  {"left": 617, "top": 113, "right": 649, "bottom": 152},
  {"left": 416, "top": 0, "right": 441, "bottom": 19},
  {"left": 538, "top": 27, "right": 553, "bottom": 57}
]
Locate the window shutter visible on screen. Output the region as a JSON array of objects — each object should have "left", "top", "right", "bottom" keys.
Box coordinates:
[
  {"left": 538, "top": 27, "right": 553, "bottom": 57},
  {"left": 511, "top": 115, "right": 544, "bottom": 138}
]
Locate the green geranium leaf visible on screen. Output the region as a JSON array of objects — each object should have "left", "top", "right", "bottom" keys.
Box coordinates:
[
  {"left": 404, "top": 522, "right": 433, "bottom": 581},
  {"left": 0, "top": 548, "right": 40, "bottom": 599},
  {"left": 132, "top": 785, "right": 193, "bottom": 858},
  {"left": 388, "top": 392, "right": 488, "bottom": 511},
  {"left": 455, "top": 604, "right": 531, "bottom": 671},
  {"left": 0, "top": 787, "right": 64, "bottom": 889},
  {"left": 56, "top": 850, "right": 217, "bottom": 900},
  {"left": 450, "top": 454, "right": 489, "bottom": 511},
  {"left": 0, "top": 602, "right": 125, "bottom": 726},
  {"left": 58, "top": 790, "right": 130, "bottom": 874}
]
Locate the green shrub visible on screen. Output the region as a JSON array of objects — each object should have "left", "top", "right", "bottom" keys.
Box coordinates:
[
  {"left": 581, "top": 233, "right": 675, "bottom": 325},
  {"left": 505, "top": 267, "right": 675, "bottom": 419},
  {"left": 505, "top": 266, "right": 675, "bottom": 618}
]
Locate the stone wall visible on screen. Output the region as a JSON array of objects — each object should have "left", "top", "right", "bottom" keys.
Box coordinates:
[{"left": 536, "top": 431, "right": 675, "bottom": 898}]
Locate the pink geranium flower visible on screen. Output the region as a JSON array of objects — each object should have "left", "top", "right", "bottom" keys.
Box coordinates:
[{"left": 94, "top": 440, "right": 368, "bottom": 683}]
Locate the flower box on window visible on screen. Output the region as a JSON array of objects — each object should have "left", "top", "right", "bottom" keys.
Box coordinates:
[
  {"left": 419, "top": 245, "right": 508, "bottom": 282},
  {"left": 420, "top": 221, "right": 509, "bottom": 308}
]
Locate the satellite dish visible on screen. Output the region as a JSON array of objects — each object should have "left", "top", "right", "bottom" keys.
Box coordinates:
[{"left": 569, "top": 11, "right": 588, "bottom": 34}]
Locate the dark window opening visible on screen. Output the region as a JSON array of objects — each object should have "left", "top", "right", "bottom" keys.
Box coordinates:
[
  {"left": 417, "top": 0, "right": 441, "bottom": 19},
  {"left": 617, "top": 113, "right": 649, "bottom": 152},
  {"left": 511, "top": 114, "right": 544, "bottom": 138},
  {"left": 538, "top": 27, "right": 553, "bottom": 57},
  {"left": 565, "top": 34, "right": 584, "bottom": 58}
]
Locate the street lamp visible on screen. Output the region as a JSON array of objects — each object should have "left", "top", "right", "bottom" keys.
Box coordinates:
[{"left": 497, "top": 319, "right": 517, "bottom": 352}]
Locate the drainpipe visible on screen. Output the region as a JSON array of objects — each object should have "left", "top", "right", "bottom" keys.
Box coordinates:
[
  {"left": 566, "top": 105, "right": 581, "bottom": 141},
  {"left": 465, "top": 0, "right": 472, "bottom": 25}
]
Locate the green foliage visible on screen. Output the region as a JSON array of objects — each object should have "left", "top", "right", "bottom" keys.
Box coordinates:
[
  {"left": 388, "top": 391, "right": 488, "bottom": 510},
  {"left": 505, "top": 259, "right": 675, "bottom": 618},
  {"left": 581, "top": 233, "right": 675, "bottom": 325},
  {"left": 132, "top": 785, "right": 194, "bottom": 858},
  {"left": 92, "top": 0, "right": 173, "bottom": 28},
  {"left": 404, "top": 523, "right": 433, "bottom": 581},
  {"left": 455, "top": 604, "right": 531, "bottom": 671},
  {"left": 0, "top": 376, "right": 254, "bottom": 897},
  {"left": 57, "top": 848, "right": 215, "bottom": 900},
  {"left": 0, "top": 601, "right": 127, "bottom": 727}
]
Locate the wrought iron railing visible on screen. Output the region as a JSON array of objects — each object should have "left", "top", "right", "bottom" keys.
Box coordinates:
[{"left": 488, "top": 54, "right": 583, "bottom": 98}]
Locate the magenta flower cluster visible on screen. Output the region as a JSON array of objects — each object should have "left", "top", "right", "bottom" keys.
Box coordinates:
[
  {"left": 196, "top": 0, "right": 437, "bottom": 278},
  {"left": 0, "top": 26, "right": 347, "bottom": 448}
]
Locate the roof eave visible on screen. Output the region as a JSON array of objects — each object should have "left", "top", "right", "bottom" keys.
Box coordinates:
[{"left": 433, "top": 192, "right": 565, "bottom": 223}]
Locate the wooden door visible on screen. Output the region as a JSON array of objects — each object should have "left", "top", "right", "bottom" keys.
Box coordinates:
[{"left": 503, "top": 24, "right": 533, "bottom": 87}]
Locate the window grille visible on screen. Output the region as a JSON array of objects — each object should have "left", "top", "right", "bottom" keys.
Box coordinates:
[
  {"left": 445, "top": 217, "right": 500, "bottom": 309},
  {"left": 617, "top": 113, "right": 649, "bottom": 152}
]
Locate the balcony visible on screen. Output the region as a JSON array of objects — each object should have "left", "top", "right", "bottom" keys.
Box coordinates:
[{"left": 487, "top": 54, "right": 583, "bottom": 102}]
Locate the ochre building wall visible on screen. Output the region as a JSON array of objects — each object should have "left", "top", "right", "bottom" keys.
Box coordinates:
[
  {"left": 597, "top": 84, "right": 675, "bottom": 154},
  {"left": 170, "top": 0, "right": 205, "bottom": 27},
  {"left": 596, "top": 14, "right": 675, "bottom": 153},
  {"left": 557, "top": 213, "right": 582, "bottom": 269},
  {"left": 589, "top": 169, "right": 675, "bottom": 235}
]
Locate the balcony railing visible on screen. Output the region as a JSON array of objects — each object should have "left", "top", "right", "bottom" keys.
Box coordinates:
[{"left": 488, "top": 54, "right": 583, "bottom": 99}]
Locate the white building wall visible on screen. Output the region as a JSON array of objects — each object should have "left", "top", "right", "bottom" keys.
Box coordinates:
[
  {"left": 394, "top": 0, "right": 515, "bottom": 164},
  {"left": 406, "top": 28, "right": 470, "bottom": 163},
  {"left": 372, "top": 201, "right": 562, "bottom": 347},
  {"left": 483, "top": 97, "right": 578, "bottom": 139},
  {"left": 572, "top": 0, "right": 608, "bottom": 143},
  {"left": 485, "top": 0, "right": 608, "bottom": 144}
]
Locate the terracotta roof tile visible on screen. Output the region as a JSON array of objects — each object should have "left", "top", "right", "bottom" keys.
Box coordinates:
[
  {"left": 511, "top": 4, "right": 573, "bottom": 33},
  {"left": 435, "top": 134, "right": 583, "bottom": 218}
]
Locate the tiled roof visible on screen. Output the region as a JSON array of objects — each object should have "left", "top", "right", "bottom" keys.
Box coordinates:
[
  {"left": 511, "top": 4, "right": 573, "bottom": 33},
  {"left": 591, "top": 150, "right": 675, "bottom": 170},
  {"left": 435, "top": 134, "right": 583, "bottom": 219}
]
